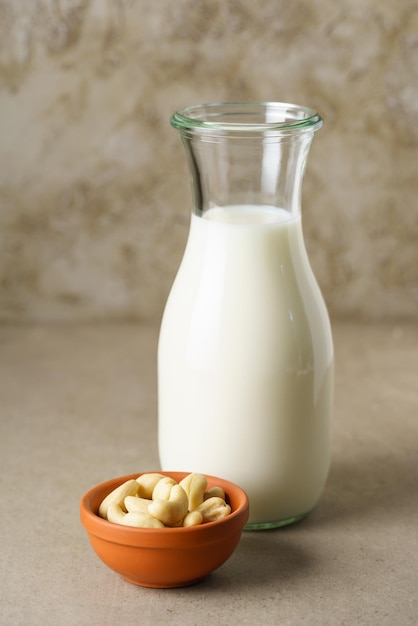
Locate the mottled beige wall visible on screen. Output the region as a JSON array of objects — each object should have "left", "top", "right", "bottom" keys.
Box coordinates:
[{"left": 1, "top": 0, "right": 417, "bottom": 323}]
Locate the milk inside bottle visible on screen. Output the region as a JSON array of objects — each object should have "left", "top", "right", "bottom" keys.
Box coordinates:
[{"left": 158, "top": 103, "right": 333, "bottom": 529}]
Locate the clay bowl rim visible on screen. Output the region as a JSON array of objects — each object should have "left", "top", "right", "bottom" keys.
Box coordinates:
[{"left": 80, "top": 471, "right": 249, "bottom": 547}]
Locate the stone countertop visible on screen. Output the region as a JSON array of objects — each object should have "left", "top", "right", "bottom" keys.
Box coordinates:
[{"left": 0, "top": 322, "right": 417, "bottom": 625}]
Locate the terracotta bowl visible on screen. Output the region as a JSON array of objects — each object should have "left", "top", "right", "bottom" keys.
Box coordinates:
[{"left": 80, "top": 471, "right": 249, "bottom": 588}]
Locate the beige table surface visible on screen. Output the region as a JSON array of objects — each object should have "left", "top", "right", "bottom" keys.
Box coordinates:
[{"left": 0, "top": 321, "right": 417, "bottom": 626}]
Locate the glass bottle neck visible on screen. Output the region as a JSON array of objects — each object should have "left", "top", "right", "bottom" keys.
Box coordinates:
[{"left": 171, "top": 103, "right": 322, "bottom": 219}]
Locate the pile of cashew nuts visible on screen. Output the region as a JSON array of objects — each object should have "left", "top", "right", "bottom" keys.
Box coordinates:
[{"left": 98, "top": 472, "right": 232, "bottom": 528}]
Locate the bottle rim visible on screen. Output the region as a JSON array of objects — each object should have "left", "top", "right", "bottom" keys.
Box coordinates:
[{"left": 170, "top": 102, "right": 323, "bottom": 134}]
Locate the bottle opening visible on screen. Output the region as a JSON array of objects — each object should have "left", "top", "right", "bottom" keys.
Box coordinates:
[{"left": 170, "top": 102, "right": 323, "bottom": 135}]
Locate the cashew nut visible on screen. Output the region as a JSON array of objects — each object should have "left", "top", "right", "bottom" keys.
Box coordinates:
[
  {"left": 121, "top": 511, "right": 165, "bottom": 529},
  {"left": 151, "top": 476, "right": 177, "bottom": 501},
  {"left": 148, "top": 484, "right": 189, "bottom": 526},
  {"left": 182, "top": 510, "right": 203, "bottom": 527},
  {"left": 179, "top": 473, "right": 208, "bottom": 511},
  {"left": 204, "top": 486, "right": 225, "bottom": 501},
  {"left": 135, "top": 473, "right": 166, "bottom": 499},
  {"left": 98, "top": 479, "right": 139, "bottom": 519},
  {"left": 106, "top": 502, "right": 127, "bottom": 525},
  {"left": 124, "top": 495, "right": 152, "bottom": 514},
  {"left": 196, "top": 497, "right": 231, "bottom": 523},
  {"left": 106, "top": 503, "right": 165, "bottom": 528}
]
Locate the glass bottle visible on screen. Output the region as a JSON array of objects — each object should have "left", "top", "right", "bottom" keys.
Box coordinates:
[{"left": 158, "top": 102, "right": 333, "bottom": 529}]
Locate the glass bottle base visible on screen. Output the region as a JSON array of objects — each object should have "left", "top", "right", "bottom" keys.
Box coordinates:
[{"left": 244, "top": 511, "right": 310, "bottom": 531}]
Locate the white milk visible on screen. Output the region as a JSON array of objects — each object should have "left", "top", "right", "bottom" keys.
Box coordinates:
[{"left": 158, "top": 205, "right": 333, "bottom": 526}]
